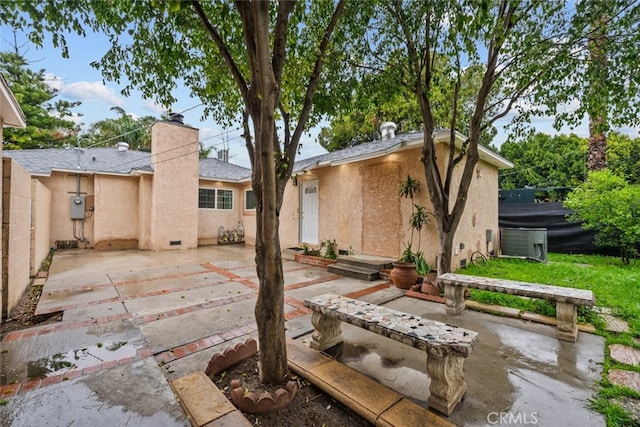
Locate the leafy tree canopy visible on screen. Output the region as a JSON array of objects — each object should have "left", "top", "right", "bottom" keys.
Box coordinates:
[
  {"left": 565, "top": 170, "right": 640, "bottom": 264},
  {"left": 505, "top": 0, "right": 640, "bottom": 137},
  {"left": 1, "top": 50, "right": 80, "bottom": 149},
  {"left": 607, "top": 132, "right": 640, "bottom": 185},
  {"left": 82, "top": 106, "right": 156, "bottom": 152},
  {"left": 319, "top": 54, "right": 498, "bottom": 152},
  {"left": 498, "top": 131, "right": 640, "bottom": 189},
  {"left": 499, "top": 133, "right": 588, "bottom": 189}
]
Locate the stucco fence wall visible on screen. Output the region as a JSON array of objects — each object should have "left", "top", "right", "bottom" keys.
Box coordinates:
[
  {"left": 2, "top": 158, "right": 33, "bottom": 319},
  {"left": 30, "top": 179, "right": 52, "bottom": 276}
]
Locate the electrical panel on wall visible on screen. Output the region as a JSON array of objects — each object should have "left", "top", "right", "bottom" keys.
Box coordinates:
[{"left": 70, "top": 196, "right": 85, "bottom": 219}]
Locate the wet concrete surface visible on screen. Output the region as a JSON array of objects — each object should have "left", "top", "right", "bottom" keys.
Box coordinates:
[
  {"left": 0, "top": 246, "right": 605, "bottom": 426},
  {"left": 3, "top": 358, "right": 188, "bottom": 427},
  {"left": 327, "top": 297, "right": 605, "bottom": 427}
]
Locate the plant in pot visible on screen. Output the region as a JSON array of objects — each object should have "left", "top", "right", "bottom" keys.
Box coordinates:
[
  {"left": 390, "top": 242, "right": 419, "bottom": 290},
  {"left": 391, "top": 175, "right": 433, "bottom": 289}
]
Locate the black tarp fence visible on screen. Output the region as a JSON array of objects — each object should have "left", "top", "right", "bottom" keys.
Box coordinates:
[{"left": 499, "top": 202, "right": 618, "bottom": 255}]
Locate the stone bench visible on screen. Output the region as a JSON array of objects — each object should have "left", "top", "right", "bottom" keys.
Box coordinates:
[
  {"left": 303, "top": 293, "right": 478, "bottom": 416},
  {"left": 437, "top": 273, "right": 596, "bottom": 342}
]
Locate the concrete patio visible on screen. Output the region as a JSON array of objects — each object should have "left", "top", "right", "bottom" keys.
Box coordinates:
[{"left": 0, "top": 245, "right": 605, "bottom": 426}]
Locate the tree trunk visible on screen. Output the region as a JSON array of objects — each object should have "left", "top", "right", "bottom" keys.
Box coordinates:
[
  {"left": 587, "top": 12, "right": 609, "bottom": 172},
  {"left": 248, "top": 1, "right": 288, "bottom": 385},
  {"left": 588, "top": 117, "right": 607, "bottom": 171},
  {"left": 436, "top": 221, "right": 455, "bottom": 276},
  {"left": 252, "top": 121, "right": 289, "bottom": 384}
]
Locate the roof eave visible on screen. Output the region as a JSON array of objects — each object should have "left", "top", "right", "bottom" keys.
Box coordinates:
[
  {"left": 198, "top": 175, "right": 251, "bottom": 183},
  {"left": 0, "top": 74, "right": 26, "bottom": 128},
  {"left": 50, "top": 168, "right": 153, "bottom": 177}
]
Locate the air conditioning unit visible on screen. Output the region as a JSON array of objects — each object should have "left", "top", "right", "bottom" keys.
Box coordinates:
[{"left": 500, "top": 228, "right": 548, "bottom": 262}]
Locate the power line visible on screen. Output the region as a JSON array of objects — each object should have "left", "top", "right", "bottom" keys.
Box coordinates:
[{"left": 80, "top": 103, "right": 208, "bottom": 149}]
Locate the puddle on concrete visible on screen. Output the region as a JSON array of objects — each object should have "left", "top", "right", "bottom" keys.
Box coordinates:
[{"left": 26, "top": 341, "right": 137, "bottom": 379}]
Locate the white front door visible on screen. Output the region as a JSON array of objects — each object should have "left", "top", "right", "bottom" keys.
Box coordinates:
[{"left": 300, "top": 180, "right": 319, "bottom": 244}]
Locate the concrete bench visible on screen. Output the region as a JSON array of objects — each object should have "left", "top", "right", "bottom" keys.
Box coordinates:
[
  {"left": 437, "top": 273, "right": 596, "bottom": 342},
  {"left": 303, "top": 293, "right": 478, "bottom": 416}
]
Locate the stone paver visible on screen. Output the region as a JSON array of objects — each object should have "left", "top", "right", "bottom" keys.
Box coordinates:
[
  {"left": 602, "top": 314, "right": 630, "bottom": 333},
  {"left": 609, "top": 344, "right": 640, "bottom": 366},
  {"left": 608, "top": 369, "right": 640, "bottom": 393}
]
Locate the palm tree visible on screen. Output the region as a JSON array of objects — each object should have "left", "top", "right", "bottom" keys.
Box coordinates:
[
  {"left": 84, "top": 106, "right": 156, "bottom": 151},
  {"left": 586, "top": 9, "right": 609, "bottom": 171}
]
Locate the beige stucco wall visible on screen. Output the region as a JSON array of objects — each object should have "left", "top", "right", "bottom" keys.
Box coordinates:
[
  {"left": 2, "top": 158, "right": 32, "bottom": 317},
  {"left": 30, "top": 179, "right": 52, "bottom": 276},
  {"left": 279, "top": 144, "right": 501, "bottom": 271},
  {"left": 150, "top": 121, "right": 199, "bottom": 250},
  {"left": 442, "top": 151, "right": 500, "bottom": 270},
  {"left": 240, "top": 184, "right": 256, "bottom": 246},
  {"left": 37, "top": 173, "right": 95, "bottom": 247},
  {"left": 138, "top": 175, "right": 152, "bottom": 249},
  {"left": 93, "top": 174, "right": 139, "bottom": 250},
  {"left": 197, "top": 180, "right": 249, "bottom": 246}
]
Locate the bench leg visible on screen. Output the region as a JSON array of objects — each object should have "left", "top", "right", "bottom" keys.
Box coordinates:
[
  {"left": 309, "top": 312, "right": 343, "bottom": 351},
  {"left": 445, "top": 284, "right": 466, "bottom": 315},
  {"left": 556, "top": 302, "right": 578, "bottom": 342},
  {"left": 426, "top": 350, "right": 467, "bottom": 416}
]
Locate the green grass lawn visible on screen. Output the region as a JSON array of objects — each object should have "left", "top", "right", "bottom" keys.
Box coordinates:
[{"left": 460, "top": 253, "right": 640, "bottom": 426}]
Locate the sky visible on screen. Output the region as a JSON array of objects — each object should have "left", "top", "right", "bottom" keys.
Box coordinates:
[{"left": 2, "top": 25, "right": 637, "bottom": 169}]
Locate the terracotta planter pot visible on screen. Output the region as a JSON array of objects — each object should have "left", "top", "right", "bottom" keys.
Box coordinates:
[
  {"left": 390, "top": 262, "right": 418, "bottom": 290},
  {"left": 421, "top": 282, "right": 441, "bottom": 295}
]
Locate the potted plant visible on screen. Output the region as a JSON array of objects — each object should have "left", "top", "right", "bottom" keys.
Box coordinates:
[
  {"left": 390, "top": 175, "right": 433, "bottom": 289},
  {"left": 390, "top": 243, "right": 419, "bottom": 290}
]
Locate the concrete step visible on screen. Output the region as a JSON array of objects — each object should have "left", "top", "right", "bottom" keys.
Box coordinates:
[
  {"left": 335, "top": 255, "right": 394, "bottom": 271},
  {"left": 287, "top": 338, "right": 454, "bottom": 427},
  {"left": 327, "top": 263, "right": 380, "bottom": 281}
]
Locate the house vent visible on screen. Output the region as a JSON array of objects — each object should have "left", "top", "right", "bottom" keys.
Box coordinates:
[
  {"left": 116, "top": 142, "right": 129, "bottom": 152},
  {"left": 380, "top": 121, "right": 397, "bottom": 140},
  {"left": 168, "top": 113, "right": 184, "bottom": 125},
  {"left": 217, "top": 149, "right": 229, "bottom": 162}
]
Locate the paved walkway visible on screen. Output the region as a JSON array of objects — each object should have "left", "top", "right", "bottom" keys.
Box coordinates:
[{"left": 0, "top": 246, "right": 606, "bottom": 426}]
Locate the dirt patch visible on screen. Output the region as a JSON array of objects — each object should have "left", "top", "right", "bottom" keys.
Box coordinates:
[
  {"left": 1, "top": 250, "right": 62, "bottom": 337},
  {"left": 212, "top": 353, "right": 369, "bottom": 426},
  {"left": 0, "top": 282, "right": 62, "bottom": 337}
]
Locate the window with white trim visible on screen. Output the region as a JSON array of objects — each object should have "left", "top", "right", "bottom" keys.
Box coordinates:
[{"left": 199, "top": 188, "right": 233, "bottom": 210}]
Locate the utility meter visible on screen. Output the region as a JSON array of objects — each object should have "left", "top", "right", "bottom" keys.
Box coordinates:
[{"left": 70, "top": 196, "right": 85, "bottom": 219}]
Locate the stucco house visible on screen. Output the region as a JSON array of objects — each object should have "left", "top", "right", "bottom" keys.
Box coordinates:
[
  {"left": 1, "top": 108, "right": 512, "bottom": 317},
  {"left": 3, "top": 119, "right": 256, "bottom": 252},
  {"left": 278, "top": 126, "right": 513, "bottom": 270}
]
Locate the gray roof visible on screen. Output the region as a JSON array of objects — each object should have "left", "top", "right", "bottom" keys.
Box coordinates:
[
  {"left": 3, "top": 147, "right": 253, "bottom": 181},
  {"left": 293, "top": 131, "right": 425, "bottom": 174},
  {"left": 3, "top": 147, "right": 152, "bottom": 176},
  {"left": 199, "top": 158, "right": 251, "bottom": 181},
  {"left": 293, "top": 130, "right": 513, "bottom": 173},
  {"left": 3, "top": 130, "right": 511, "bottom": 180}
]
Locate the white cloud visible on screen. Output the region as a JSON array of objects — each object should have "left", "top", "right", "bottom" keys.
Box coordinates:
[
  {"left": 43, "top": 73, "right": 65, "bottom": 91},
  {"left": 60, "top": 81, "right": 124, "bottom": 107},
  {"left": 143, "top": 100, "right": 166, "bottom": 115}
]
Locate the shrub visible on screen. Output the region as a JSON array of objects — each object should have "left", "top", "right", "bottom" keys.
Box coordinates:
[{"left": 564, "top": 170, "right": 640, "bottom": 264}]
